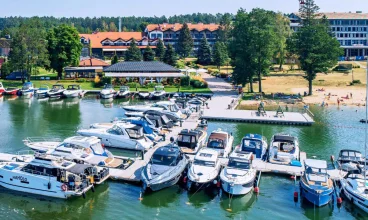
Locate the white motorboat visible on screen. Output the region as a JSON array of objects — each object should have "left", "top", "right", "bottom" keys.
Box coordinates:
[
  {"left": 123, "top": 101, "right": 184, "bottom": 121},
  {"left": 150, "top": 85, "right": 166, "bottom": 100},
  {"left": 220, "top": 150, "right": 257, "bottom": 195},
  {"left": 0, "top": 154, "right": 109, "bottom": 199},
  {"left": 177, "top": 129, "right": 207, "bottom": 155},
  {"left": 138, "top": 90, "right": 150, "bottom": 99},
  {"left": 116, "top": 86, "right": 130, "bottom": 98},
  {"left": 268, "top": 134, "right": 300, "bottom": 165},
  {"left": 24, "top": 136, "right": 132, "bottom": 170},
  {"left": 36, "top": 85, "right": 50, "bottom": 98},
  {"left": 20, "top": 82, "right": 34, "bottom": 98},
  {"left": 100, "top": 84, "right": 116, "bottom": 99},
  {"left": 206, "top": 129, "right": 233, "bottom": 158},
  {"left": 187, "top": 148, "right": 221, "bottom": 191},
  {"left": 239, "top": 134, "right": 268, "bottom": 160},
  {"left": 48, "top": 84, "right": 66, "bottom": 99},
  {"left": 77, "top": 124, "right": 153, "bottom": 151},
  {"left": 337, "top": 149, "right": 365, "bottom": 172},
  {"left": 63, "top": 84, "right": 83, "bottom": 98}
]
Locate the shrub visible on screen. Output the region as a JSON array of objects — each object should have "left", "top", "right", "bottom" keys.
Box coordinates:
[
  {"left": 180, "top": 76, "right": 190, "bottom": 86},
  {"left": 126, "top": 82, "right": 139, "bottom": 88},
  {"left": 352, "top": 79, "right": 361, "bottom": 84},
  {"left": 101, "top": 76, "right": 112, "bottom": 85},
  {"left": 76, "top": 78, "right": 86, "bottom": 83}
]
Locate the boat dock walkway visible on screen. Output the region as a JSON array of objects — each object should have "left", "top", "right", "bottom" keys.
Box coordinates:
[{"left": 111, "top": 112, "right": 201, "bottom": 182}]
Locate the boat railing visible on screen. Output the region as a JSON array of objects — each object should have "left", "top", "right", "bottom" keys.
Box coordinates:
[
  {"left": 21, "top": 167, "right": 54, "bottom": 177},
  {"left": 16, "top": 150, "right": 35, "bottom": 156},
  {"left": 23, "top": 137, "right": 62, "bottom": 144}
]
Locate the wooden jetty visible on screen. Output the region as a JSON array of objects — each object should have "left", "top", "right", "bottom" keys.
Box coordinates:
[
  {"left": 110, "top": 111, "right": 202, "bottom": 182},
  {"left": 201, "top": 109, "right": 314, "bottom": 126}
]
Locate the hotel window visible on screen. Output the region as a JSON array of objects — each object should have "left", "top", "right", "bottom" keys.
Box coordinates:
[
  {"left": 115, "top": 42, "right": 124, "bottom": 46},
  {"left": 157, "top": 34, "right": 162, "bottom": 38},
  {"left": 206, "top": 34, "right": 211, "bottom": 38},
  {"left": 337, "top": 27, "right": 340, "bottom": 31},
  {"left": 195, "top": 34, "right": 199, "bottom": 38},
  {"left": 348, "top": 27, "right": 351, "bottom": 32},
  {"left": 151, "top": 33, "right": 157, "bottom": 39}
]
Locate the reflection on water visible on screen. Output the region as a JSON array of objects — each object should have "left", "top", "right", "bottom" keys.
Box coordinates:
[{"left": 0, "top": 98, "right": 366, "bottom": 219}]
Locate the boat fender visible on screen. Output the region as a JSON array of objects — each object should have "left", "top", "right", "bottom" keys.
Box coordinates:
[
  {"left": 82, "top": 192, "right": 86, "bottom": 199},
  {"left": 213, "top": 179, "right": 217, "bottom": 185},
  {"left": 183, "top": 176, "right": 188, "bottom": 183},
  {"left": 254, "top": 186, "right": 259, "bottom": 194},
  {"left": 91, "top": 185, "right": 95, "bottom": 193},
  {"left": 48, "top": 182, "right": 51, "bottom": 190},
  {"left": 293, "top": 191, "right": 298, "bottom": 202},
  {"left": 216, "top": 180, "right": 221, "bottom": 188},
  {"left": 61, "top": 184, "right": 67, "bottom": 191},
  {"left": 337, "top": 197, "right": 342, "bottom": 205}
]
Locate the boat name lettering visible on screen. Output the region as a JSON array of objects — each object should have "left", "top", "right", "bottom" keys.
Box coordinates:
[{"left": 13, "top": 176, "right": 28, "bottom": 182}]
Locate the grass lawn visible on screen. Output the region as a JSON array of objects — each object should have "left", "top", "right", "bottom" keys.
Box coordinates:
[{"left": 1, "top": 80, "right": 213, "bottom": 93}]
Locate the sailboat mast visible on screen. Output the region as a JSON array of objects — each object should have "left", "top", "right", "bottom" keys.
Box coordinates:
[{"left": 365, "top": 58, "right": 368, "bottom": 184}]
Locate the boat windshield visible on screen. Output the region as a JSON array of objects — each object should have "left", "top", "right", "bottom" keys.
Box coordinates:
[
  {"left": 178, "top": 135, "right": 196, "bottom": 144},
  {"left": 52, "top": 85, "right": 63, "bottom": 90},
  {"left": 91, "top": 143, "right": 105, "bottom": 155},
  {"left": 193, "top": 159, "right": 215, "bottom": 167},
  {"left": 228, "top": 159, "right": 250, "bottom": 170},
  {"left": 120, "top": 87, "right": 128, "bottom": 92},
  {"left": 104, "top": 84, "right": 112, "bottom": 89},
  {"left": 107, "top": 126, "right": 124, "bottom": 135},
  {"left": 151, "top": 154, "right": 177, "bottom": 166},
  {"left": 39, "top": 86, "right": 49, "bottom": 90},
  {"left": 242, "top": 139, "right": 262, "bottom": 150},
  {"left": 161, "top": 115, "right": 171, "bottom": 124},
  {"left": 22, "top": 85, "right": 31, "bottom": 90},
  {"left": 168, "top": 104, "right": 179, "bottom": 112},
  {"left": 67, "top": 85, "right": 80, "bottom": 90},
  {"left": 126, "top": 126, "right": 144, "bottom": 139},
  {"left": 207, "top": 139, "right": 224, "bottom": 149},
  {"left": 58, "top": 143, "right": 85, "bottom": 150}
]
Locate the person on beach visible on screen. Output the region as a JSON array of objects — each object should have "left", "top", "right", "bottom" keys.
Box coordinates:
[
  {"left": 350, "top": 93, "right": 353, "bottom": 99},
  {"left": 337, "top": 98, "right": 340, "bottom": 106}
]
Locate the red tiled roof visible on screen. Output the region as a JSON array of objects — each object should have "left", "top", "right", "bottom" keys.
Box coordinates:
[
  {"left": 147, "top": 23, "right": 220, "bottom": 32},
  {"left": 79, "top": 57, "right": 109, "bottom": 67},
  {"left": 102, "top": 45, "right": 157, "bottom": 49},
  {"left": 80, "top": 32, "right": 144, "bottom": 48}
]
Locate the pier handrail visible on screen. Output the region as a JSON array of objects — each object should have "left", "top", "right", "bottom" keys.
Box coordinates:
[
  {"left": 23, "top": 137, "right": 62, "bottom": 144},
  {"left": 304, "top": 108, "right": 314, "bottom": 118}
]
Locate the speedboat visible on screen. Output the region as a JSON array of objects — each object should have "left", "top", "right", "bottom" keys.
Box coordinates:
[
  {"left": 239, "top": 134, "right": 268, "bottom": 160},
  {"left": 150, "top": 85, "right": 166, "bottom": 100},
  {"left": 0, "top": 82, "right": 4, "bottom": 95},
  {"left": 63, "top": 84, "right": 83, "bottom": 98},
  {"left": 220, "top": 151, "right": 257, "bottom": 195},
  {"left": 77, "top": 124, "right": 154, "bottom": 151},
  {"left": 138, "top": 90, "right": 150, "bottom": 99},
  {"left": 100, "top": 84, "right": 116, "bottom": 99},
  {"left": 141, "top": 144, "right": 189, "bottom": 192},
  {"left": 115, "top": 86, "right": 130, "bottom": 98},
  {"left": 337, "top": 149, "right": 365, "bottom": 172},
  {"left": 48, "top": 84, "right": 66, "bottom": 99},
  {"left": 36, "top": 85, "right": 50, "bottom": 98},
  {"left": 268, "top": 134, "right": 300, "bottom": 165},
  {"left": 206, "top": 129, "right": 233, "bottom": 158},
  {"left": 341, "top": 170, "right": 368, "bottom": 213},
  {"left": 187, "top": 148, "right": 221, "bottom": 191},
  {"left": 20, "top": 82, "right": 34, "bottom": 98},
  {"left": 125, "top": 111, "right": 175, "bottom": 129},
  {"left": 300, "top": 159, "right": 334, "bottom": 207},
  {"left": 4, "top": 87, "right": 19, "bottom": 96},
  {"left": 177, "top": 129, "right": 207, "bottom": 154},
  {"left": 0, "top": 154, "right": 109, "bottom": 199},
  {"left": 123, "top": 101, "right": 185, "bottom": 121},
  {"left": 24, "top": 136, "right": 132, "bottom": 170}
]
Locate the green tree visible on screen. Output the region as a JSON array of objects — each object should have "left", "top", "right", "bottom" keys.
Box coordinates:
[
  {"left": 218, "top": 13, "right": 233, "bottom": 43},
  {"left": 212, "top": 42, "right": 228, "bottom": 70},
  {"left": 8, "top": 30, "right": 27, "bottom": 82},
  {"left": 163, "top": 44, "right": 177, "bottom": 66},
  {"left": 155, "top": 38, "right": 165, "bottom": 61},
  {"left": 143, "top": 46, "right": 155, "bottom": 61},
  {"left": 111, "top": 53, "right": 118, "bottom": 64},
  {"left": 109, "top": 22, "right": 118, "bottom": 32},
  {"left": 0, "top": 61, "right": 12, "bottom": 78},
  {"left": 124, "top": 39, "right": 142, "bottom": 61},
  {"left": 288, "top": 0, "right": 343, "bottom": 95},
  {"left": 196, "top": 36, "right": 212, "bottom": 65},
  {"left": 177, "top": 23, "right": 193, "bottom": 58},
  {"left": 139, "top": 22, "right": 149, "bottom": 32},
  {"left": 273, "top": 12, "right": 291, "bottom": 70},
  {"left": 47, "top": 24, "right": 83, "bottom": 79}
]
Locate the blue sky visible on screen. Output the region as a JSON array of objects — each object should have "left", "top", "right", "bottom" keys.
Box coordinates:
[{"left": 2, "top": 0, "right": 368, "bottom": 17}]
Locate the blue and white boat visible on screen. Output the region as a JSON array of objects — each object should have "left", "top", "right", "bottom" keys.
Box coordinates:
[
  {"left": 20, "top": 82, "right": 35, "bottom": 98},
  {"left": 239, "top": 134, "right": 268, "bottom": 160},
  {"left": 300, "top": 159, "right": 334, "bottom": 207}
]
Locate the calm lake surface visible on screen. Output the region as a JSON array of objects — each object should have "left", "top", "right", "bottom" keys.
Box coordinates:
[{"left": 0, "top": 95, "right": 367, "bottom": 220}]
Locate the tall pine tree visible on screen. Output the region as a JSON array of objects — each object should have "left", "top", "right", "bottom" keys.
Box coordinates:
[
  {"left": 212, "top": 42, "right": 228, "bottom": 71},
  {"left": 197, "top": 36, "right": 212, "bottom": 65},
  {"left": 155, "top": 38, "right": 165, "bottom": 61},
  {"left": 143, "top": 46, "right": 155, "bottom": 61},
  {"left": 124, "top": 39, "right": 142, "bottom": 61},
  {"left": 111, "top": 53, "right": 118, "bottom": 64},
  {"left": 163, "top": 44, "right": 177, "bottom": 66},
  {"left": 177, "top": 23, "right": 193, "bottom": 58}
]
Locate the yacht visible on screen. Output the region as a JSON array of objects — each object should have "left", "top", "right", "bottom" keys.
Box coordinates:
[
  {"left": 100, "top": 84, "right": 116, "bottom": 99},
  {"left": 123, "top": 101, "right": 184, "bottom": 121},
  {"left": 77, "top": 124, "right": 154, "bottom": 151},
  {"left": 337, "top": 149, "right": 365, "bottom": 172},
  {"left": 48, "top": 84, "right": 66, "bottom": 99},
  {"left": 206, "top": 129, "right": 233, "bottom": 158},
  {"left": 220, "top": 151, "right": 257, "bottom": 195},
  {"left": 0, "top": 154, "right": 109, "bottom": 199},
  {"left": 36, "top": 85, "right": 50, "bottom": 98},
  {"left": 115, "top": 86, "right": 130, "bottom": 98},
  {"left": 177, "top": 129, "right": 207, "bottom": 154},
  {"left": 138, "top": 90, "right": 150, "bottom": 99},
  {"left": 141, "top": 144, "right": 189, "bottom": 192},
  {"left": 150, "top": 85, "right": 166, "bottom": 100},
  {"left": 268, "top": 134, "right": 300, "bottom": 165},
  {"left": 341, "top": 171, "right": 368, "bottom": 213},
  {"left": 63, "top": 85, "right": 83, "bottom": 98},
  {"left": 24, "top": 136, "right": 132, "bottom": 170},
  {"left": 20, "top": 82, "right": 34, "bottom": 98},
  {"left": 4, "top": 87, "right": 19, "bottom": 96},
  {"left": 239, "top": 134, "right": 268, "bottom": 160},
  {"left": 300, "top": 159, "right": 334, "bottom": 207},
  {"left": 186, "top": 148, "right": 221, "bottom": 191}
]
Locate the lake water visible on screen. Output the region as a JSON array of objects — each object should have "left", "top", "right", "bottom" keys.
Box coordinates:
[{"left": 0, "top": 96, "right": 367, "bottom": 220}]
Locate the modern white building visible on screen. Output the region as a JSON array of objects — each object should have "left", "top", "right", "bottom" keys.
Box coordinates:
[{"left": 289, "top": 12, "right": 368, "bottom": 60}]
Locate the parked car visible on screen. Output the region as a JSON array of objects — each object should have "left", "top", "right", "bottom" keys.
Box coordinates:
[{"left": 5, "top": 72, "right": 29, "bottom": 80}]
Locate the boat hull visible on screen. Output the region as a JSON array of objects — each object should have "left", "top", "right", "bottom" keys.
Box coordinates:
[
  {"left": 36, "top": 91, "right": 49, "bottom": 98},
  {"left": 341, "top": 180, "right": 368, "bottom": 213},
  {"left": 300, "top": 180, "right": 333, "bottom": 207},
  {"left": 138, "top": 93, "right": 150, "bottom": 99},
  {"left": 64, "top": 91, "right": 81, "bottom": 98},
  {"left": 100, "top": 93, "right": 114, "bottom": 99},
  {"left": 4, "top": 90, "right": 18, "bottom": 95},
  {"left": 144, "top": 173, "right": 182, "bottom": 192},
  {"left": 49, "top": 91, "right": 65, "bottom": 99}
]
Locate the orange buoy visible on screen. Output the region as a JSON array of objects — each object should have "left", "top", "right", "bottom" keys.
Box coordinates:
[
  {"left": 183, "top": 176, "right": 187, "bottom": 183},
  {"left": 254, "top": 187, "right": 259, "bottom": 193}
]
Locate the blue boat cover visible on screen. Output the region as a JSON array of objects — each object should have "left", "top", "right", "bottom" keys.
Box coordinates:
[{"left": 290, "top": 160, "right": 302, "bottom": 167}]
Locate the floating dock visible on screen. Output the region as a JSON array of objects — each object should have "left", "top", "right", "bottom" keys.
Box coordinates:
[{"left": 201, "top": 109, "right": 314, "bottom": 126}]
